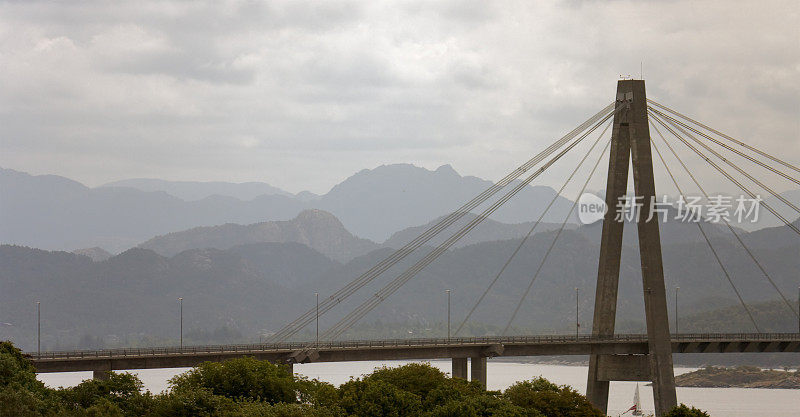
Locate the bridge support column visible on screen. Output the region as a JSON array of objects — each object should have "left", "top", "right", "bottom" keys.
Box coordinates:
[
  {"left": 470, "top": 357, "right": 486, "bottom": 389},
  {"left": 286, "top": 362, "right": 293, "bottom": 375},
  {"left": 92, "top": 370, "right": 111, "bottom": 381},
  {"left": 586, "top": 80, "right": 677, "bottom": 417},
  {"left": 452, "top": 358, "right": 467, "bottom": 379}
]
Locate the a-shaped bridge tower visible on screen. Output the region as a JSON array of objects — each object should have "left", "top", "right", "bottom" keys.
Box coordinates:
[{"left": 586, "top": 79, "right": 677, "bottom": 415}]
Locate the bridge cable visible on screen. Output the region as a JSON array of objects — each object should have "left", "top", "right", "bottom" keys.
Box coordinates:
[
  {"left": 649, "top": 107, "right": 800, "bottom": 216},
  {"left": 267, "top": 102, "right": 616, "bottom": 343},
  {"left": 454, "top": 120, "right": 613, "bottom": 336},
  {"left": 647, "top": 110, "right": 800, "bottom": 236},
  {"left": 649, "top": 120, "right": 799, "bottom": 320},
  {"left": 313, "top": 108, "right": 621, "bottom": 344},
  {"left": 648, "top": 99, "right": 800, "bottom": 175},
  {"left": 649, "top": 121, "right": 762, "bottom": 332},
  {"left": 502, "top": 135, "right": 612, "bottom": 335},
  {"left": 316, "top": 111, "right": 616, "bottom": 344},
  {"left": 649, "top": 108, "right": 799, "bottom": 186}
]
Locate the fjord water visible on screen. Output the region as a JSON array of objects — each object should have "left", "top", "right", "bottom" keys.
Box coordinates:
[{"left": 38, "top": 361, "right": 799, "bottom": 417}]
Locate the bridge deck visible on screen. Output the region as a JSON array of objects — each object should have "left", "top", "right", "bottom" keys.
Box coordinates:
[{"left": 29, "top": 333, "right": 799, "bottom": 373}]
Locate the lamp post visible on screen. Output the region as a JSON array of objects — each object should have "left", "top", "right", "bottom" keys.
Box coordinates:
[
  {"left": 446, "top": 289, "right": 451, "bottom": 340},
  {"left": 575, "top": 288, "right": 579, "bottom": 340},
  {"left": 675, "top": 287, "right": 679, "bottom": 335},
  {"left": 36, "top": 301, "right": 40, "bottom": 356},
  {"left": 178, "top": 297, "right": 183, "bottom": 349},
  {"left": 315, "top": 292, "right": 319, "bottom": 346}
]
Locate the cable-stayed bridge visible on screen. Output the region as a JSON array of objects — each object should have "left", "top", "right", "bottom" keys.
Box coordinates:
[{"left": 28, "top": 80, "right": 800, "bottom": 416}]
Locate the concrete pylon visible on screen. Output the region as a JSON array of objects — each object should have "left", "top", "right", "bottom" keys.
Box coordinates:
[
  {"left": 452, "top": 357, "right": 468, "bottom": 379},
  {"left": 586, "top": 80, "right": 677, "bottom": 416},
  {"left": 470, "top": 356, "right": 487, "bottom": 388},
  {"left": 92, "top": 370, "right": 111, "bottom": 381}
]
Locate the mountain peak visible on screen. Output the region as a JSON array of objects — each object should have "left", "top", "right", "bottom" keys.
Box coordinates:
[
  {"left": 294, "top": 209, "right": 341, "bottom": 225},
  {"left": 139, "top": 210, "right": 378, "bottom": 262},
  {"left": 72, "top": 247, "right": 113, "bottom": 262},
  {"left": 435, "top": 164, "right": 460, "bottom": 176}
]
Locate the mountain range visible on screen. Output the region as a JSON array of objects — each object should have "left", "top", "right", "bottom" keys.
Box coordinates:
[
  {"left": 139, "top": 209, "right": 379, "bottom": 262},
  {"left": 2, "top": 207, "right": 797, "bottom": 353},
  {"left": 0, "top": 165, "right": 573, "bottom": 252},
  {"left": 100, "top": 178, "right": 298, "bottom": 201},
  {"left": 2, "top": 163, "right": 799, "bottom": 357}
]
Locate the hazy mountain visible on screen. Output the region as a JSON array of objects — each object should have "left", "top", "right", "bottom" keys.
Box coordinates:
[
  {"left": 383, "top": 213, "right": 570, "bottom": 249},
  {"left": 139, "top": 209, "right": 379, "bottom": 262},
  {"left": 0, "top": 244, "right": 314, "bottom": 351},
  {"left": 2, "top": 214, "right": 796, "bottom": 352},
  {"left": 319, "top": 164, "right": 574, "bottom": 241},
  {"left": 71, "top": 247, "right": 113, "bottom": 262},
  {"left": 101, "top": 178, "right": 292, "bottom": 201},
  {"left": 573, "top": 206, "right": 747, "bottom": 248},
  {"left": 0, "top": 164, "right": 574, "bottom": 252},
  {"left": 0, "top": 168, "right": 308, "bottom": 252},
  {"left": 738, "top": 188, "right": 800, "bottom": 231}
]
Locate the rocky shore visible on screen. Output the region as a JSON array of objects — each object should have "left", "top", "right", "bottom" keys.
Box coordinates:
[{"left": 675, "top": 366, "right": 800, "bottom": 389}]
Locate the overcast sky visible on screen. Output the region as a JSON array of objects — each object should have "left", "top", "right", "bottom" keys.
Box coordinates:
[{"left": 1, "top": 0, "right": 798, "bottom": 194}]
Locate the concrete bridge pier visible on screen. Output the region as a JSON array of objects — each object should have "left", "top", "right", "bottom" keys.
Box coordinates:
[
  {"left": 92, "top": 370, "right": 110, "bottom": 381},
  {"left": 470, "top": 356, "right": 487, "bottom": 388},
  {"left": 451, "top": 357, "right": 467, "bottom": 379}
]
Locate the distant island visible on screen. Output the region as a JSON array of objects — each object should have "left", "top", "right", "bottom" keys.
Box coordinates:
[{"left": 675, "top": 366, "right": 800, "bottom": 389}]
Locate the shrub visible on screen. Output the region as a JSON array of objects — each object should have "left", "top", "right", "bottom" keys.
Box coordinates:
[
  {"left": 338, "top": 378, "right": 421, "bottom": 417},
  {"left": 168, "top": 357, "right": 296, "bottom": 404},
  {"left": 504, "top": 377, "right": 603, "bottom": 417},
  {"left": 662, "top": 404, "right": 711, "bottom": 417},
  {"left": 148, "top": 386, "right": 235, "bottom": 416}
]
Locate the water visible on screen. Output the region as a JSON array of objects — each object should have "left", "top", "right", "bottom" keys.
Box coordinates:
[{"left": 37, "top": 360, "right": 799, "bottom": 417}]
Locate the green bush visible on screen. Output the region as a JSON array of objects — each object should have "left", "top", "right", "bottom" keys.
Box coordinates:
[
  {"left": 504, "top": 377, "right": 603, "bottom": 417},
  {"left": 295, "top": 377, "right": 340, "bottom": 409},
  {"left": 0, "top": 341, "right": 47, "bottom": 393},
  {"left": 338, "top": 378, "right": 422, "bottom": 417},
  {"left": 425, "top": 394, "right": 537, "bottom": 417},
  {"left": 364, "top": 362, "right": 486, "bottom": 410},
  {"left": 365, "top": 362, "right": 450, "bottom": 399},
  {"left": 217, "top": 401, "right": 343, "bottom": 417},
  {"left": 56, "top": 372, "right": 146, "bottom": 411},
  {"left": 147, "top": 386, "right": 235, "bottom": 416},
  {"left": 0, "top": 381, "right": 48, "bottom": 417},
  {"left": 662, "top": 404, "right": 711, "bottom": 417},
  {"left": 168, "top": 357, "right": 297, "bottom": 404},
  {"left": 0, "top": 341, "right": 609, "bottom": 417}
]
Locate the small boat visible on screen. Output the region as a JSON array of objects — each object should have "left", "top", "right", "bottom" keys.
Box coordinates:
[{"left": 622, "top": 384, "right": 646, "bottom": 416}]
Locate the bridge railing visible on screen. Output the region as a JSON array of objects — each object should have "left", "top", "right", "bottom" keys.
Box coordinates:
[{"left": 26, "top": 332, "right": 799, "bottom": 360}]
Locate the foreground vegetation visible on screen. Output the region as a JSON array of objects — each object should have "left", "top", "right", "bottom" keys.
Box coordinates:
[
  {"left": 1, "top": 341, "right": 706, "bottom": 416},
  {"left": 675, "top": 365, "right": 800, "bottom": 388}
]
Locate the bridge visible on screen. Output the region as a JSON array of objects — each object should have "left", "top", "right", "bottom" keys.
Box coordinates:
[
  {"left": 29, "top": 333, "right": 800, "bottom": 383},
  {"left": 27, "top": 80, "right": 800, "bottom": 416}
]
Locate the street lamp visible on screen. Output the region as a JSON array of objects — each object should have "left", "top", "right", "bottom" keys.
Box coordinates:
[
  {"left": 446, "top": 289, "right": 451, "bottom": 340},
  {"left": 315, "top": 292, "right": 319, "bottom": 346},
  {"left": 178, "top": 297, "right": 183, "bottom": 349},
  {"left": 675, "top": 287, "right": 679, "bottom": 335},
  {"left": 575, "top": 288, "right": 579, "bottom": 340},
  {"left": 36, "top": 301, "right": 40, "bottom": 356}
]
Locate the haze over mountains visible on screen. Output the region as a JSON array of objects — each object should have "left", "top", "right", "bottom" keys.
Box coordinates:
[
  {"left": 0, "top": 164, "right": 573, "bottom": 253},
  {"left": 1, "top": 162, "right": 799, "bottom": 355},
  {"left": 2, "top": 207, "right": 797, "bottom": 352},
  {"left": 101, "top": 178, "right": 297, "bottom": 201},
  {"left": 140, "top": 209, "right": 379, "bottom": 263}
]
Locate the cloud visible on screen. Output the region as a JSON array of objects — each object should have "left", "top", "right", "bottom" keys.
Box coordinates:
[{"left": 0, "top": 0, "right": 797, "bottom": 194}]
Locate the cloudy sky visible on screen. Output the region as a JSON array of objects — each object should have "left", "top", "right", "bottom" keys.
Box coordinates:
[{"left": 1, "top": 0, "right": 798, "bottom": 194}]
